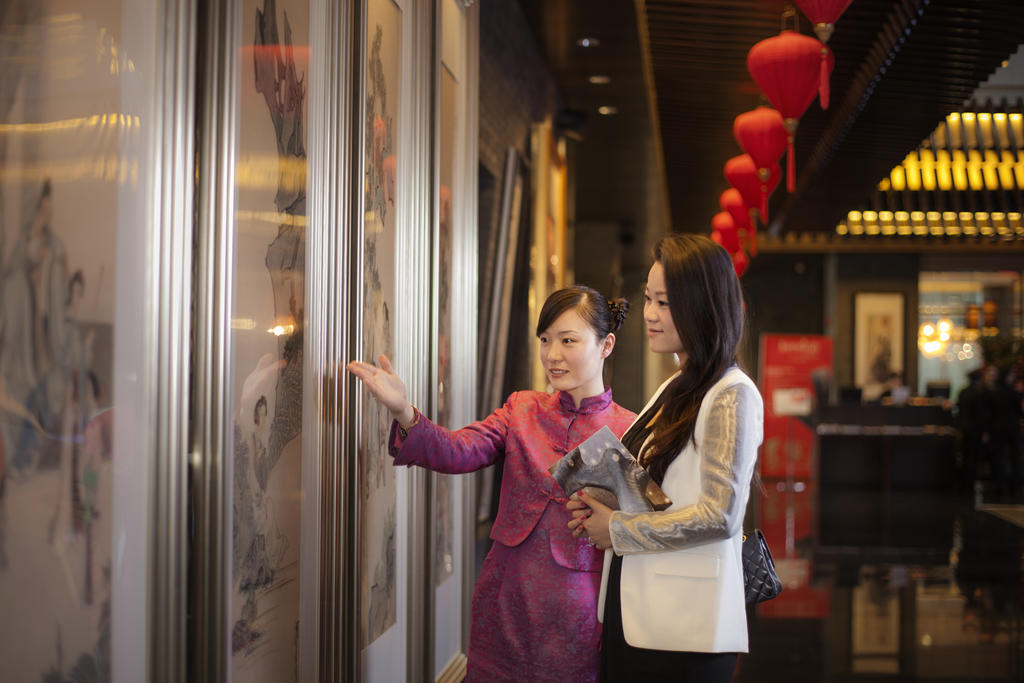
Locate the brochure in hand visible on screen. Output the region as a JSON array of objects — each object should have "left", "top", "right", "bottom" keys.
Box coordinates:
[{"left": 548, "top": 425, "right": 672, "bottom": 513}]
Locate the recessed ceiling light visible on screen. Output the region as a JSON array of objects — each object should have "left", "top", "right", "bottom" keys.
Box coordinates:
[
  {"left": 589, "top": 74, "right": 611, "bottom": 85},
  {"left": 576, "top": 37, "right": 600, "bottom": 48},
  {"left": 597, "top": 105, "right": 618, "bottom": 115}
]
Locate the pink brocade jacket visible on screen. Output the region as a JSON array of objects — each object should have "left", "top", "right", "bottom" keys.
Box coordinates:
[{"left": 389, "top": 388, "right": 636, "bottom": 572}]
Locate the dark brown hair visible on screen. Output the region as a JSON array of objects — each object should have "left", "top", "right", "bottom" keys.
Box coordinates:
[
  {"left": 622, "top": 233, "right": 744, "bottom": 484},
  {"left": 535, "top": 285, "right": 629, "bottom": 341}
]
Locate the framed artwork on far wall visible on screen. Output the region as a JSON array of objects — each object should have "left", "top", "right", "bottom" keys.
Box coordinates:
[{"left": 853, "top": 292, "right": 905, "bottom": 401}]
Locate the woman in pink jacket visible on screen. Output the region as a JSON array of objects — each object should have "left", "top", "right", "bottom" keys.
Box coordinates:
[{"left": 348, "top": 285, "right": 636, "bottom": 682}]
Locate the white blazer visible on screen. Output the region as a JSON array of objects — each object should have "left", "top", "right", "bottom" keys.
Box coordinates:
[{"left": 597, "top": 367, "right": 763, "bottom": 653}]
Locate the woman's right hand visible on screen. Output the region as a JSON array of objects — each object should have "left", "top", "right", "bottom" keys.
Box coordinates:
[{"left": 346, "top": 354, "right": 416, "bottom": 426}]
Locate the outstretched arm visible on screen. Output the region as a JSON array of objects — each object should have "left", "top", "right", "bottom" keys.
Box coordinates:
[
  {"left": 349, "top": 353, "right": 511, "bottom": 473},
  {"left": 346, "top": 354, "right": 416, "bottom": 428}
]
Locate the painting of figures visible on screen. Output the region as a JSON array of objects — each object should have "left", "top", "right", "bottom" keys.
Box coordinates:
[
  {"left": 359, "top": 0, "right": 401, "bottom": 651},
  {"left": 0, "top": 1, "right": 123, "bottom": 680},
  {"left": 434, "top": 64, "right": 458, "bottom": 588},
  {"left": 853, "top": 292, "right": 905, "bottom": 402},
  {"left": 229, "top": 0, "right": 309, "bottom": 680}
]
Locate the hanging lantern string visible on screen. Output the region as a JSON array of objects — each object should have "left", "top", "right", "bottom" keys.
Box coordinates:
[
  {"left": 784, "top": 119, "right": 797, "bottom": 192},
  {"left": 780, "top": 3, "right": 830, "bottom": 109},
  {"left": 794, "top": 0, "right": 855, "bottom": 109},
  {"left": 820, "top": 45, "right": 830, "bottom": 109},
  {"left": 780, "top": 3, "right": 799, "bottom": 33}
]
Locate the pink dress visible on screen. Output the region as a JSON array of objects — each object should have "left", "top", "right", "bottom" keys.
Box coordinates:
[{"left": 390, "top": 388, "right": 636, "bottom": 682}]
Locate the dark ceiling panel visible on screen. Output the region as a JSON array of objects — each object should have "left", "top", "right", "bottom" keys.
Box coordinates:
[
  {"left": 518, "top": 0, "right": 1024, "bottom": 237},
  {"left": 780, "top": 0, "right": 1024, "bottom": 232},
  {"left": 641, "top": 0, "right": 1024, "bottom": 233}
]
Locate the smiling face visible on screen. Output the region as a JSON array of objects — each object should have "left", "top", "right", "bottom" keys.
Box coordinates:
[
  {"left": 539, "top": 308, "right": 614, "bottom": 406},
  {"left": 644, "top": 261, "right": 686, "bottom": 359}
]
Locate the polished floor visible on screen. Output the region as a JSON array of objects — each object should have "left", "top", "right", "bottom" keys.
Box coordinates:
[
  {"left": 737, "top": 491, "right": 1024, "bottom": 682},
  {"left": 472, "top": 473, "right": 1024, "bottom": 682}
]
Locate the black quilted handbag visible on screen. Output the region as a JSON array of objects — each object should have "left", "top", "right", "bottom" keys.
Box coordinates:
[{"left": 742, "top": 529, "right": 782, "bottom": 604}]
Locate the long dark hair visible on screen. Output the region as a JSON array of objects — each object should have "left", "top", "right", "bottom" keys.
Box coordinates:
[
  {"left": 622, "top": 234, "right": 745, "bottom": 484},
  {"left": 535, "top": 285, "right": 629, "bottom": 340}
]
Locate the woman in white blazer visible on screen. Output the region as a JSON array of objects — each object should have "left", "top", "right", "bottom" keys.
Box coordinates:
[{"left": 568, "top": 233, "right": 764, "bottom": 682}]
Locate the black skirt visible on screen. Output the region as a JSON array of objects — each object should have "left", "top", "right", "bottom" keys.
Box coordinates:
[{"left": 600, "top": 554, "right": 738, "bottom": 683}]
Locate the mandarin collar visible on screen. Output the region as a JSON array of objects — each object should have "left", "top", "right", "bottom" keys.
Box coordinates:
[{"left": 557, "top": 386, "right": 613, "bottom": 415}]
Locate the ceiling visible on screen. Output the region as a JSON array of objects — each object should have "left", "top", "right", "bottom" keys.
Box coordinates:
[{"left": 519, "top": 0, "right": 1024, "bottom": 237}]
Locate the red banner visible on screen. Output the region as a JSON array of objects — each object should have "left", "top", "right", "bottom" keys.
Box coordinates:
[{"left": 756, "top": 334, "right": 833, "bottom": 618}]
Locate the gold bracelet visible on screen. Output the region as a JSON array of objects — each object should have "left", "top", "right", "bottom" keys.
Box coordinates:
[{"left": 398, "top": 408, "right": 420, "bottom": 439}]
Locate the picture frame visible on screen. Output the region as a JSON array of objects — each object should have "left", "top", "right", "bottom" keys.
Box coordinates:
[
  {"left": 355, "top": 1, "right": 417, "bottom": 681},
  {"left": 853, "top": 292, "right": 905, "bottom": 401},
  {"left": 431, "top": 1, "right": 478, "bottom": 679},
  {"left": 527, "top": 120, "right": 569, "bottom": 391},
  {"left": 224, "top": 1, "right": 312, "bottom": 680},
  {"left": 479, "top": 147, "right": 526, "bottom": 415}
]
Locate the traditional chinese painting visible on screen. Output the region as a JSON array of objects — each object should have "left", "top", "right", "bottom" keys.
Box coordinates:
[
  {"left": 229, "top": 0, "right": 308, "bottom": 679},
  {"left": 359, "top": 0, "right": 401, "bottom": 651},
  {"left": 434, "top": 63, "right": 458, "bottom": 588},
  {"left": 853, "top": 292, "right": 905, "bottom": 402},
  {"left": 0, "top": 1, "right": 122, "bottom": 679}
]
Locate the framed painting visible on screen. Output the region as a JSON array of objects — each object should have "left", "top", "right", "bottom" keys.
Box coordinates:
[
  {"left": 0, "top": 0, "right": 195, "bottom": 680},
  {"left": 479, "top": 147, "right": 526, "bottom": 416},
  {"left": 224, "top": 0, "right": 311, "bottom": 680},
  {"left": 356, "top": 0, "right": 420, "bottom": 680},
  {"left": 431, "top": 0, "right": 478, "bottom": 679},
  {"left": 527, "top": 120, "right": 569, "bottom": 391},
  {"left": 853, "top": 292, "right": 905, "bottom": 401}
]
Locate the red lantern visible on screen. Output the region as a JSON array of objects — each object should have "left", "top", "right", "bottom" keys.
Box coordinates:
[
  {"left": 734, "top": 107, "right": 787, "bottom": 170},
  {"left": 747, "top": 30, "right": 834, "bottom": 190},
  {"left": 724, "top": 154, "right": 781, "bottom": 222},
  {"left": 794, "top": 0, "right": 853, "bottom": 41},
  {"left": 732, "top": 250, "right": 750, "bottom": 278},
  {"left": 720, "top": 188, "right": 757, "bottom": 257},
  {"left": 794, "top": 0, "right": 852, "bottom": 109},
  {"left": 711, "top": 212, "right": 741, "bottom": 254},
  {"left": 733, "top": 106, "right": 787, "bottom": 222}
]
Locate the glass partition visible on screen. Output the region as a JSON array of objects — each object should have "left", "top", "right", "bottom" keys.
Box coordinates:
[{"left": 0, "top": 1, "right": 172, "bottom": 679}]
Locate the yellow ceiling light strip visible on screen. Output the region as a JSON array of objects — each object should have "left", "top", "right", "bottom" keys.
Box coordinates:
[
  {"left": 836, "top": 208, "right": 1024, "bottom": 238},
  {"left": 871, "top": 112, "right": 1024, "bottom": 197}
]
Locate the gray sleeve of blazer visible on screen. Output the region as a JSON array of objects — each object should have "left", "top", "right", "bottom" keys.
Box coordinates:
[{"left": 608, "top": 382, "right": 760, "bottom": 553}]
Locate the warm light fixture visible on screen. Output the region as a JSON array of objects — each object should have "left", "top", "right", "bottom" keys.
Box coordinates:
[
  {"left": 938, "top": 318, "right": 953, "bottom": 342},
  {"left": 597, "top": 105, "right": 618, "bottom": 115},
  {"left": 918, "top": 321, "right": 947, "bottom": 357},
  {"left": 588, "top": 74, "right": 611, "bottom": 84},
  {"left": 268, "top": 324, "right": 296, "bottom": 336}
]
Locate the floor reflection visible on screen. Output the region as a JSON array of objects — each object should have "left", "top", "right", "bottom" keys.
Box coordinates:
[{"left": 737, "top": 500, "right": 1024, "bottom": 682}]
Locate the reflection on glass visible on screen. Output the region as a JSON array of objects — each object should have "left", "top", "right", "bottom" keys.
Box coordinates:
[
  {"left": 0, "top": 3, "right": 125, "bottom": 680},
  {"left": 229, "top": 0, "right": 308, "bottom": 680}
]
